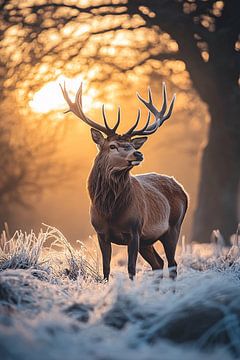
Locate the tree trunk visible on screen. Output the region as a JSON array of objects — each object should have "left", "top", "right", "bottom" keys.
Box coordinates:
[{"left": 192, "top": 95, "right": 240, "bottom": 244}]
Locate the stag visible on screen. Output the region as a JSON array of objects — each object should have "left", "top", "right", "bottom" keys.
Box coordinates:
[{"left": 61, "top": 82, "right": 188, "bottom": 280}]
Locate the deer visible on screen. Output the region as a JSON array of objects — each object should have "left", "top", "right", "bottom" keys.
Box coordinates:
[{"left": 61, "top": 81, "right": 188, "bottom": 281}]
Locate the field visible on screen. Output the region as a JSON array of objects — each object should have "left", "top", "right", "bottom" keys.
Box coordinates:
[{"left": 0, "top": 225, "right": 240, "bottom": 360}]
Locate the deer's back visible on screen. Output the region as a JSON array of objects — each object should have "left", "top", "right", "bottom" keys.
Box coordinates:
[{"left": 134, "top": 173, "right": 188, "bottom": 239}]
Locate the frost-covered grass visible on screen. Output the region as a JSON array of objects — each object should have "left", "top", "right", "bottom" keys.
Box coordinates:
[
  {"left": 0, "top": 224, "right": 101, "bottom": 282},
  {"left": 0, "top": 226, "right": 240, "bottom": 360}
]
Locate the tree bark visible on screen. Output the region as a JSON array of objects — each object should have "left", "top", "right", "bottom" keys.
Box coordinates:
[
  {"left": 190, "top": 0, "right": 240, "bottom": 243},
  {"left": 192, "top": 93, "right": 240, "bottom": 244}
]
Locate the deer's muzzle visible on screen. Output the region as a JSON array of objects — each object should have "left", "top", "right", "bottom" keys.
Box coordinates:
[{"left": 129, "top": 151, "right": 143, "bottom": 166}]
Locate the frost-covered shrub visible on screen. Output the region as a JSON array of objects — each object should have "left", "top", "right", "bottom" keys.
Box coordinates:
[
  {"left": 0, "top": 229, "right": 47, "bottom": 271},
  {"left": 0, "top": 225, "right": 101, "bottom": 282}
]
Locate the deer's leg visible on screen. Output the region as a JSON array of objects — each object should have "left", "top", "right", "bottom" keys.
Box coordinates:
[
  {"left": 152, "top": 247, "right": 165, "bottom": 270},
  {"left": 160, "top": 227, "right": 180, "bottom": 280},
  {"left": 128, "top": 232, "right": 139, "bottom": 280},
  {"left": 97, "top": 233, "right": 112, "bottom": 281},
  {"left": 139, "top": 244, "right": 164, "bottom": 270}
]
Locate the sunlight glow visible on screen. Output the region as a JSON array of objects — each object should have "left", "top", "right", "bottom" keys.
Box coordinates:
[{"left": 29, "top": 75, "right": 108, "bottom": 114}]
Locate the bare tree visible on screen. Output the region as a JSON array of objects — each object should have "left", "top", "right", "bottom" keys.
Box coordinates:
[
  {"left": 0, "top": 97, "right": 73, "bottom": 229},
  {"left": 1, "top": 0, "right": 239, "bottom": 242}
]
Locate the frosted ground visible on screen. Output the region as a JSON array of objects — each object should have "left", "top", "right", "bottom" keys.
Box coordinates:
[{"left": 1, "top": 225, "right": 240, "bottom": 360}]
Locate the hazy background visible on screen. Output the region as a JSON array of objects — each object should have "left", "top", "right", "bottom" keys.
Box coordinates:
[
  {"left": 12, "top": 87, "right": 208, "bottom": 243},
  {"left": 0, "top": 0, "right": 239, "bottom": 245}
]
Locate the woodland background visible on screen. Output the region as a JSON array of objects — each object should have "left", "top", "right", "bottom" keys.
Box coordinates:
[{"left": 0, "top": 0, "right": 239, "bottom": 245}]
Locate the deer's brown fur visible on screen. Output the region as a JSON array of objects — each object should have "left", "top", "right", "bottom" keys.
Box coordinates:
[
  {"left": 87, "top": 135, "right": 188, "bottom": 279},
  {"left": 61, "top": 81, "right": 188, "bottom": 280}
]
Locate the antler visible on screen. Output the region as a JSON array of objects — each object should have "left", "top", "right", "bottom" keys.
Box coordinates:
[
  {"left": 60, "top": 82, "right": 120, "bottom": 136},
  {"left": 124, "top": 83, "right": 176, "bottom": 137}
]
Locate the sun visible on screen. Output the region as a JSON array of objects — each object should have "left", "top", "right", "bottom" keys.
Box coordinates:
[{"left": 29, "top": 75, "right": 103, "bottom": 114}]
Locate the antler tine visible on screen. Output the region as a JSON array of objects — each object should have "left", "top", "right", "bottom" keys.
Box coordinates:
[
  {"left": 125, "top": 109, "right": 141, "bottom": 135},
  {"left": 161, "top": 93, "right": 176, "bottom": 122},
  {"left": 137, "top": 111, "right": 151, "bottom": 133},
  {"left": 102, "top": 105, "right": 111, "bottom": 131},
  {"left": 113, "top": 107, "right": 121, "bottom": 132},
  {"left": 102, "top": 105, "right": 122, "bottom": 133},
  {"left": 60, "top": 81, "right": 73, "bottom": 107},
  {"left": 60, "top": 82, "right": 115, "bottom": 136},
  {"left": 148, "top": 86, "right": 153, "bottom": 104},
  {"left": 75, "top": 82, "right": 88, "bottom": 121},
  {"left": 76, "top": 82, "right": 83, "bottom": 108},
  {"left": 159, "top": 82, "right": 167, "bottom": 117},
  {"left": 123, "top": 83, "right": 176, "bottom": 137},
  {"left": 128, "top": 112, "right": 151, "bottom": 137}
]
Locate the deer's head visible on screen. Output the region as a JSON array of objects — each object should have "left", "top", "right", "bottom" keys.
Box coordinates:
[{"left": 60, "top": 82, "right": 176, "bottom": 171}]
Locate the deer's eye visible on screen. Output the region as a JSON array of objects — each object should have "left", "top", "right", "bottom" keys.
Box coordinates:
[{"left": 110, "top": 144, "right": 117, "bottom": 150}]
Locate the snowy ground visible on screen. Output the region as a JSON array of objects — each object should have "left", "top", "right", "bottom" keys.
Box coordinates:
[{"left": 0, "top": 226, "right": 240, "bottom": 360}]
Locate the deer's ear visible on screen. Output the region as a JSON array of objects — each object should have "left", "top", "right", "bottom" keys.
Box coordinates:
[
  {"left": 131, "top": 137, "right": 148, "bottom": 149},
  {"left": 91, "top": 129, "right": 105, "bottom": 148}
]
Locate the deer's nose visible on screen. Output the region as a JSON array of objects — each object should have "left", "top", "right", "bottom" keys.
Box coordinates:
[{"left": 133, "top": 151, "right": 143, "bottom": 160}]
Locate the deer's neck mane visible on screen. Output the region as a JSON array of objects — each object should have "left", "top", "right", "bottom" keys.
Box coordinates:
[{"left": 88, "top": 154, "right": 132, "bottom": 217}]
